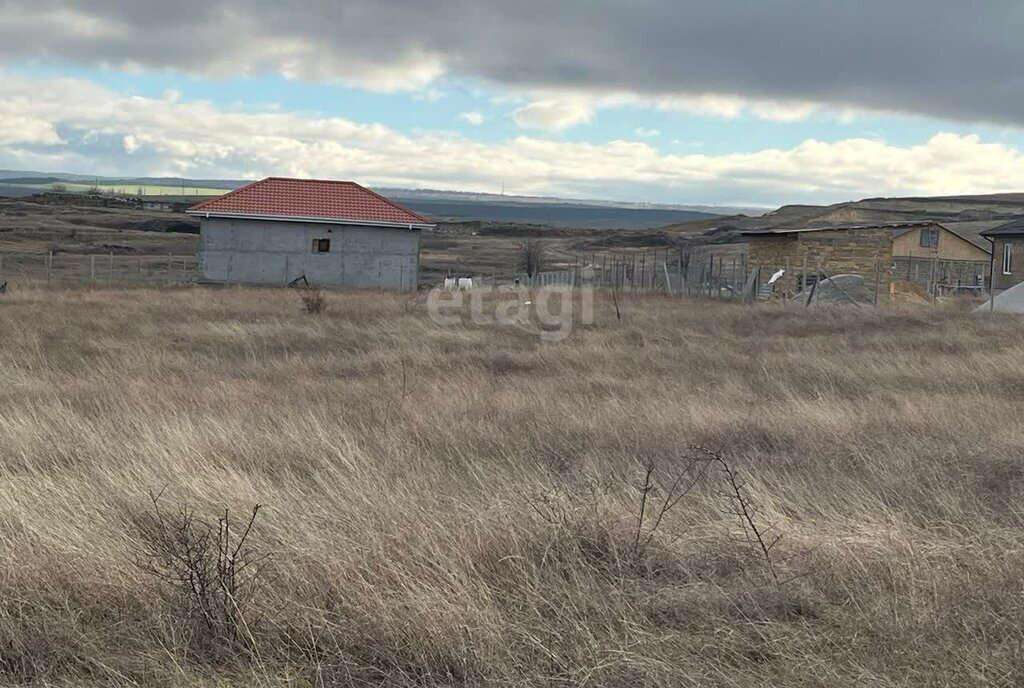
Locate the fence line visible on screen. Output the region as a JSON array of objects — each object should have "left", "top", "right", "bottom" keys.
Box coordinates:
[
  {"left": 0, "top": 251, "right": 197, "bottom": 288},
  {"left": 519, "top": 248, "right": 749, "bottom": 299},
  {"left": 2, "top": 246, "right": 996, "bottom": 302},
  {"left": 519, "top": 247, "right": 995, "bottom": 306}
]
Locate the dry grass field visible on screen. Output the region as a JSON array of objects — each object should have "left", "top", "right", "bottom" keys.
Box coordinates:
[{"left": 1, "top": 286, "right": 1024, "bottom": 686}]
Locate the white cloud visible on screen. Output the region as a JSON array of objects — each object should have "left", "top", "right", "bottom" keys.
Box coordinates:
[
  {"left": 4, "top": 73, "right": 1024, "bottom": 205},
  {"left": 655, "top": 93, "right": 747, "bottom": 119},
  {"left": 508, "top": 90, "right": 830, "bottom": 133},
  {"left": 654, "top": 95, "right": 819, "bottom": 123},
  {"left": 749, "top": 100, "right": 819, "bottom": 123},
  {"left": 634, "top": 127, "right": 660, "bottom": 138},
  {"left": 0, "top": 116, "right": 64, "bottom": 146},
  {"left": 459, "top": 111, "right": 485, "bottom": 126},
  {"left": 278, "top": 50, "right": 446, "bottom": 92},
  {"left": 512, "top": 99, "right": 593, "bottom": 131}
]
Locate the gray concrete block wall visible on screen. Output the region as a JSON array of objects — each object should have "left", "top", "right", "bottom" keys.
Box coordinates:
[{"left": 198, "top": 218, "right": 420, "bottom": 290}]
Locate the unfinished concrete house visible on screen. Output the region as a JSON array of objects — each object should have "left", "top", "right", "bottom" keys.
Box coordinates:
[{"left": 187, "top": 178, "right": 433, "bottom": 290}]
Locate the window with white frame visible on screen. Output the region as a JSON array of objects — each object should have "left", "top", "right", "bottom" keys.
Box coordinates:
[{"left": 1003, "top": 242, "right": 1013, "bottom": 275}]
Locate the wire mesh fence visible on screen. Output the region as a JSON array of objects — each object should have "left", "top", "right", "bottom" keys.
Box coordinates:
[
  {"left": 518, "top": 249, "right": 750, "bottom": 299},
  {"left": 892, "top": 257, "right": 989, "bottom": 296},
  {"left": 518, "top": 246, "right": 995, "bottom": 307},
  {"left": 1, "top": 246, "right": 995, "bottom": 304},
  {"left": 0, "top": 252, "right": 198, "bottom": 289}
]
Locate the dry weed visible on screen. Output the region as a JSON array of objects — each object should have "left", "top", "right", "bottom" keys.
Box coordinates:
[{"left": 0, "top": 286, "right": 1022, "bottom": 685}]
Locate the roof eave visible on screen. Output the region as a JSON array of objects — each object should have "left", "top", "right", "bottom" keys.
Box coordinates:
[
  {"left": 741, "top": 222, "right": 943, "bottom": 238},
  {"left": 980, "top": 229, "right": 1024, "bottom": 238},
  {"left": 185, "top": 210, "right": 434, "bottom": 230}
]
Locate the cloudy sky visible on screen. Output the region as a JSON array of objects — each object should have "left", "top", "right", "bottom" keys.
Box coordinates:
[{"left": 3, "top": 1, "right": 1024, "bottom": 206}]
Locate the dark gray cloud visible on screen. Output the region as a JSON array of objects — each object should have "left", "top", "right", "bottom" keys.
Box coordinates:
[{"left": 3, "top": 0, "right": 1024, "bottom": 124}]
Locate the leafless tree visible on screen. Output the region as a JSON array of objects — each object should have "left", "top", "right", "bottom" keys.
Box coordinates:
[{"left": 516, "top": 239, "right": 547, "bottom": 278}]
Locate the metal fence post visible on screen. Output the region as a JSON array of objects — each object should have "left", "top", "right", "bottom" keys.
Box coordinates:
[
  {"left": 714, "top": 256, "right": 719, "bottom": 298},
  {"left": 716, "top": 256, "right": 722, "bottom": 298},
  {"left": 677, "top": 250, "right": 683, "bottom": 297},
  {"left": 816, "top": 257, "right": 823, "bottom": 305},
  {"left": 729, "top": 258, "right": 736, "bottom": 300},
  {"left": 46, "top": 251, "right": 52, "bottom": 287},
  {"left": 990, "top": 259, "right": 996, "bottom": 312},
  {"left": 108, "top": 252, "right": 114, "bottom": 286},
  {"left": 90, "top": 255, "right": 96, "bottom": 286},
  {"left": 784, "top": 257, "right": 790, "bottom": 304},
  {"left": 873, "top": 259, "right": 881, "bottom": 307}
]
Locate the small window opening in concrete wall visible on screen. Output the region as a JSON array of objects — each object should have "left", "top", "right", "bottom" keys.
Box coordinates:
[{"left": 313, "top": 238, "right": 331, "bottom": 254}]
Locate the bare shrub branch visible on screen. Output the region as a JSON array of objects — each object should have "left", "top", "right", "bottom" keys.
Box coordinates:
[
  {"left": 693, "top": 445, "right": 781, "bottom": 584},
  {"left": 300, "top": 285, "right": 327, "bottom": 314},
  {"left": 628, "top": 457, "right": 714, "bottom": 555},
  {"left": 132, "top": 491, "right": 270, "bottom": 658}
]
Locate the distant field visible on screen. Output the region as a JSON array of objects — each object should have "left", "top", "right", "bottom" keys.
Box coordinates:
[
  {"left": 6, "top": 182, "right": 228, "bottom": 196},
  {"left": 0, "top": 288, "right": 1023, "bottom": 685},
  {"left": 400, "top": 197, "right": 717, "bottom": 229}
]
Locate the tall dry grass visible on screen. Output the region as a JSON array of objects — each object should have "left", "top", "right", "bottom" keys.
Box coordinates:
[{"left": 0, "top": 285, "right": 1023, "bottom": 686}]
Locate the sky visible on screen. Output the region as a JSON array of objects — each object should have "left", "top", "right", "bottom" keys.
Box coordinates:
[{"left": 4, "top": 1, "right": 1024, "bottom": 207}]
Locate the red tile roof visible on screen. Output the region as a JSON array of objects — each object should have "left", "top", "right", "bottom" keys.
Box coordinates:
[{"left": 188, "top": 177, "right": 433, "bottom": 226}]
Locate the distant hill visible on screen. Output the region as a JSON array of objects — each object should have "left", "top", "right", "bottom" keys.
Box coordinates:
[
  {"left": 0, "top": 170, "right": 766, "bottom": 230},
  {"left": 0, "top": 170, "right": 244, "bottom": 190},
  {"left": 664, "top": 192, "right": 1024, "bottom": 248},
  {"left": 393, "top": 198, "right": 715, "bottom": 229}
]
